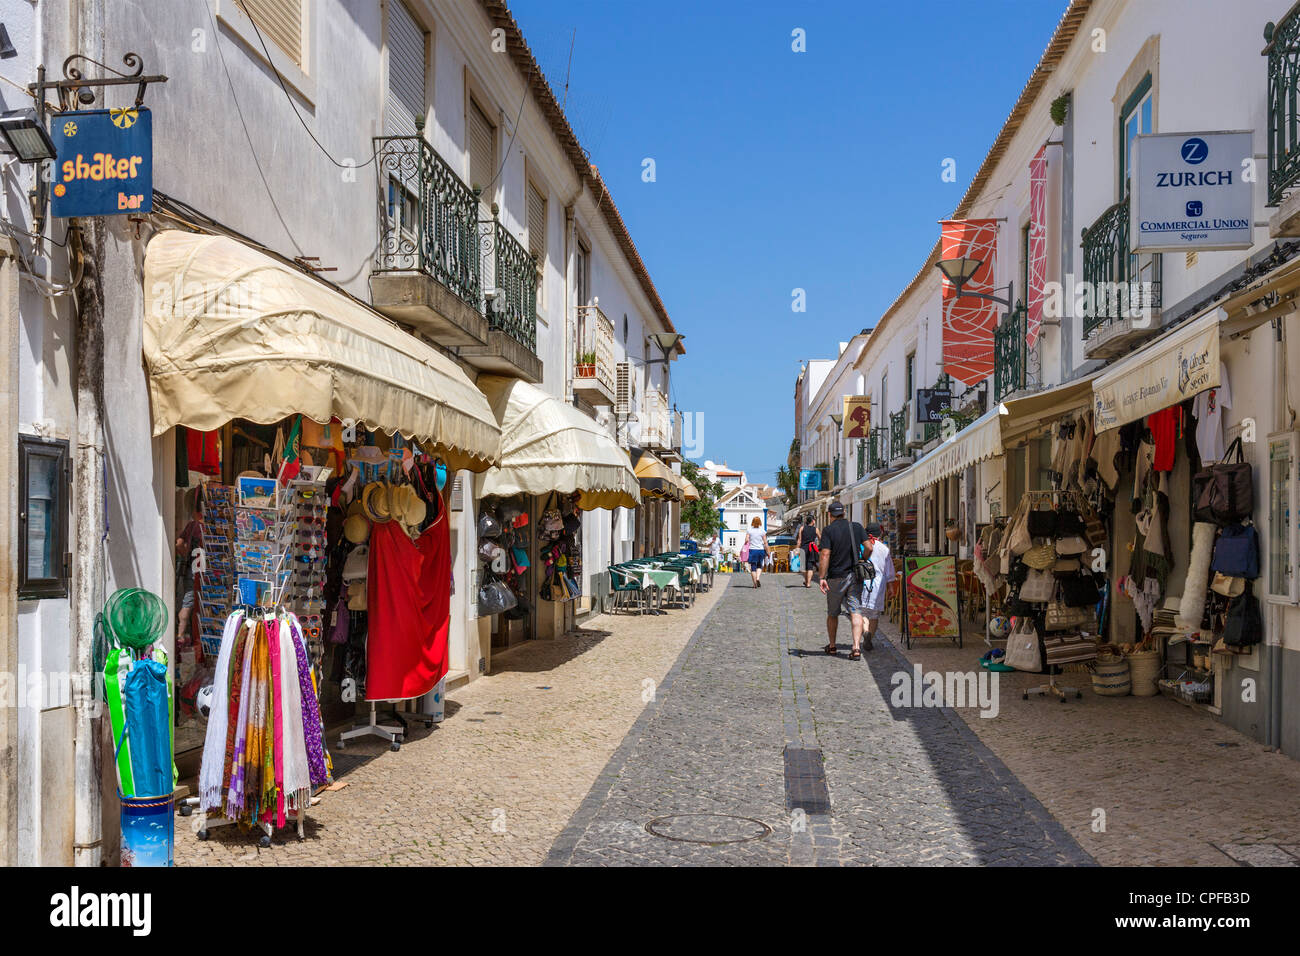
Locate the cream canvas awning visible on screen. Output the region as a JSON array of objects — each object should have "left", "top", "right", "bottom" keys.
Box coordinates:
[
  {"left": 143, "top": 231, "right": 501, "bottom": 473},
  {"left": 840, "top": 476, "right": 878, "bottom": 504},
  {"left": 999, "top": 375, "right": 1098, "bottom": 445},
  {"left": 1093, "top": 309, "right": 1222, "bottom": 433},
  {"left": 879, "top": 405, "right": 1003, "bottom": 504},
  {"left": 633, "top": 450, "right": 682, "bottom": 501},
  {"left": 476, "top": 375, "right": 639, "bottom": 510}
]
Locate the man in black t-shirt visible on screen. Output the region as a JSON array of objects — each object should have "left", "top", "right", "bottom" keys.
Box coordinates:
[{"left": 817, "top": 501, "right": 867, "bottom": 659}]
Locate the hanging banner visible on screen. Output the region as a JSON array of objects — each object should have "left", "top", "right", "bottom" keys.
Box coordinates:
[
  {"left": 50, "top": 108, "right": 153, "bottom": 218},
  {"left": 1027, "top": 148, "right": 1048, "bottom": 346},
  {"left": 843, "top": 395, "right": 871, "bottom": 438},
  {"left": 939, "top": 219, "right": 999, "bottom": 386},
  {"left": 1093, "top": 309, "right": 1221, "bottom": 432},
  {"left": 904, "top": 554, "right": 961, "bottom": 641}
]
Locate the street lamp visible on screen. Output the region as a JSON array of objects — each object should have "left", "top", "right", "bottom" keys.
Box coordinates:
[
  {"left": 0, "top": 108, "right": 56, "bottom": 163},
  {"left": 935, "top": 256, "right": 1015, "bottom": 309},
  {"left": 646, "top": 332, "right": 684, "bottom": 366}
]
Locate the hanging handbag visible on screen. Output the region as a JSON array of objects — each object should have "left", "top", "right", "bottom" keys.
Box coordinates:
[
  {"left": 1042, "top": 632, "right": 1098, "bottom": 665},
  {"left": 1060, "top": 573, "right": 1101, "bottom": 608},
  {"left": 1004, "top": 617, "right": 1043, "bottom": 672},
  {"left": 541, "top": 492, "right": 565, "bottom": 533},
  {"left": 1211, "top": 571, "right": 1246, "bottom": 598},
  {"left": 1080, "top": 499, "right": 1107, "bottom": 548},
  {"left": 1222, "top": 582, "right": 1263, "bottom": 647},
  {"left": 1006, "top": 558, "right": 1030, "bottom": 587},
  {"left": 1210, "top": 523, "right": 1259, "bottom": 579},
  {"left": 1027, "top": 502, "right": 1058, "bottom": 537},
  {"left": 1020, "top": 568, "right": 1055, "bottom": 604},
  {"left": 1045, "top": 584, "right": 1096, "bottom": 630},
  {"left": 1055, "top": 534, "right": 1088, "bottom": 556},
  {"left": 1007, "top": 500, "right": 1033, "bottom": 556},
  {"left": 1055, "top": 510, "right": 1086, "bottom": 537},
  {"left": 1192, "top": 435, "right": 1253, "bottom": 525},
  {"left": 1022, "top": 541, "right": 1057, "bottom": 571},
  {"left": 1053, "top": 556, "right": 1082, "bottom": 578}
]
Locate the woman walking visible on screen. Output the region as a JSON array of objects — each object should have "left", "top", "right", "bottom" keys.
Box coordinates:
[
  {"left": 745, "top": 516, "right": 768, "bottom": 588},
  {"left": 796, "top": 514, "right": 819, "bottom": 587}
]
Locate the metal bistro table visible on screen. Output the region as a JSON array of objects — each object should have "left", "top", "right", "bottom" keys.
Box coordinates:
[{"left": 629, "top": 565, "right": 683, "bottom": 613}]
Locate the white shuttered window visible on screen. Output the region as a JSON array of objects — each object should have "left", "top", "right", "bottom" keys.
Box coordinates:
[
  {"left": 241, "top": 0, "right": 303, "bottom": 67},
  {"left": 385, "top": 1, "right": 426, "bottom": 137},
  {"left": 468, "top": 99, "right": 495, "bottom": 213}
]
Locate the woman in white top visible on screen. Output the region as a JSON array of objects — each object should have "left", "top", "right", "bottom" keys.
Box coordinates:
[{"left": 745, "top": 516, "right": 769, "bottom": 588}]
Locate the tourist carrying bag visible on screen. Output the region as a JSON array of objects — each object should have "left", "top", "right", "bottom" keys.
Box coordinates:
[
  {"left": 1004, "top": 618, "right": 1042, "bottom": 672},
  {"left": 1210, "top": 523, "right": 1259, "bottom": 580},
  {"left": 739, "top": 537, "right": 751, "bottom": 562},
  {"left": 1193, "top": 436, "right": 1253, "bottom": 525}
]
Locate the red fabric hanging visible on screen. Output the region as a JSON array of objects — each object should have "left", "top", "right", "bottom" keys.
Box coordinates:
[
  {"left": 1146, "top": 406, "right": 1183, "bottom": 473},
  {"left": 415, "top": 507, "right": 450, "bottom": 690},
  {"left": 365, "top": 519, "right": 445, "bottom": 701},
  {"left": 186, "top": 428, "right": 221, "bottom": 476}
]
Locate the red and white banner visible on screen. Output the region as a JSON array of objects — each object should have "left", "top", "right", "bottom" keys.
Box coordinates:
[
  {"left": 1026, "top": 147, "right": 1048, "bottom": 347},
  {"left": 939, "top": 218, "right": 999, "bottom": 385}
]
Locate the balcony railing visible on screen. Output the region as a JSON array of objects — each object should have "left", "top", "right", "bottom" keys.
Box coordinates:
[
  {"left": 890, "top": 409, "right": 907, "bottom": 461},
  {"left": 575, "top": 302, "right": 616, "bottom": 395},
  {"left": 993, "top": 306, "right": 1042, "bottom": 402},
  {"left": 868, "top": 427, "right": 885, "bottom": 472},
  {"left": 374, "top": 133, "right": 480, "bottom": 309},
  {"left": 1266, "top": 4, "right": 1300, "bottom": 205},
  {"left": 856, "top": 438, "right": 866, "bottom": 480},
  {"left": 1080, "top": 195, "right": 1161, "bottom": 336},
  {"left": 479, "top": 215, "right": 538, "bottom": 352}
]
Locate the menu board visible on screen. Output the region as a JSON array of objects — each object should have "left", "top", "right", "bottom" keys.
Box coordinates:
[{"left": 903, "top": 554, "right": 961, "bottom": 641}]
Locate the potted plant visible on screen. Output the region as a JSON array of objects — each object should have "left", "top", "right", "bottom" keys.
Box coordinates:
[{"left": 576, "top": 351, "right": 596, "bottom": 377}]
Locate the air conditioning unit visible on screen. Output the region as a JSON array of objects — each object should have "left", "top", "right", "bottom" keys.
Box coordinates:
[{"left": 906, "top": 420, "right": 928, "bottom": 447}]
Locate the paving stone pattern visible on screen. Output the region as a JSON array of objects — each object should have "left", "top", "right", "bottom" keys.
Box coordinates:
[{"left": 548, "top": 574, "right": 1092, "bottom": 865}]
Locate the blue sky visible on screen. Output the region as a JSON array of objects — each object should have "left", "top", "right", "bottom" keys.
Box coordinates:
[{"left": 511, "top": 0, "right": 1069, "bottom": 485}]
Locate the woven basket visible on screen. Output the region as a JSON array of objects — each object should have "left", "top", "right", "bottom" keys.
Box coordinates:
[
  {"left": 1127, "top": 649, "right": 1161, "bottom": 697},
  {"left": 1091, "top": 656, "right": 1131, "bottom": 697}
]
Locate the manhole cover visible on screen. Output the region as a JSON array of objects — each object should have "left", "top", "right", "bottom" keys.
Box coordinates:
[{"left": 645, "top": 813, "right": 772, "bottom": 845}]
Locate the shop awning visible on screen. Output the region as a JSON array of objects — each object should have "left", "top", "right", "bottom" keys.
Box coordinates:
[
  {"left": 677, "top": 475, "right": 701, "bottom": 501},
  {"left": 633, "top": 449, "right": 682, "bottom": 501},
  {"left": 879, "top": 405, "right": 1004, "bottom": 504},
  {"left": 143, "top": 231, "right": 501, "bottom": 473},
  {"left": 1093, "top": 309, "right": 1222, "bottom": 433},
  {"left": 840, "top": 476, "right": 879, "bottom": 505},
  {"left": 475, "top": 375, "right": 639, "bottom": 510},
  {"left": 999, "top": 375, "right": 1098, "bottom": 446}
]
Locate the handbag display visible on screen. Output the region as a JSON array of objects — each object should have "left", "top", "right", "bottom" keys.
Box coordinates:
[
  {"left": 1059, "top": 574, "right": 1101, "bottom": 607},
  {"left": 1004, "top": 618, "right": 1043, "bottom": 672},
  {"left": 1046, "top": 584, "right": 1097, "bottom": 630},
  {"left": 1080, "top": 500, "right": 1107, "bottom": 548},
  {"left": 1053, "top": 556, "right": 1083, "bottom": 578},
  {"left": 1022, "top": 541, "right": 1057, "bottom": 570},
  {"left": 1020, "top": 568, "right": 1055, "bottom": 604},
  {"left": 1006, "top": 500, "right": 1033, "bottom": 556},
  {"left": 1027, "top": 503, "right": 1058, "bottom": 538},
  {"left": 1210, "top": 523, "right": 1259, "bottom": 579},
  {"left": 1222, "top": 582, "right": 1262, "bottom": 648},
  {"left": 1193, "top": 436, "right": 1253, "bottom": 525},
  {"left": 1042, "top": 632, "right": 1098, "bottom": 665},
  {"left": 1211, "top": 571, "right": 1246, "bottom": 598},
  {"left": 1055, "top": 534, "right": 1088, "bottom": 556}
]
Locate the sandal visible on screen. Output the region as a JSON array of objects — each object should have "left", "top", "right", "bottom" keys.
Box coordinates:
[
  {"left": 824, "top": 644, "right": 837, "bottom": 655},
  {"left": 849, "top": 648, "right": 861, "bottom": 660}
]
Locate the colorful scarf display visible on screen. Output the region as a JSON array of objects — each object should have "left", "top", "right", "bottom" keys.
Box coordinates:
[{"left": 198, "top": 610, "right": 331, "bottom": 825}]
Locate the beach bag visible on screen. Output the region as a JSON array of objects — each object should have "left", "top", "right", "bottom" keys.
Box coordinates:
[
  {"left": 1042, "top": 632, "right": 1097, "bottom": 666},
  {"left": 740, "top": 538, "right": 750, "bottom": 562},
  {"left": 1222, "top": 583, "right": 1262, "bottom": 648},
  {"left": 1210, "top": 523, "right": 1259, "bottom": 580},
  {"left": 1004, "top": 618, "right": 1042, "bottom": 672},
  {"left": 1193, "top": 436, "right": 1253, "bottom": 525},
  {"left": 790, "top": 549, "right": 802, "bottom": 572},
  {"left": 1020, "top": 568, "right": 1054, "bottom": 604}
]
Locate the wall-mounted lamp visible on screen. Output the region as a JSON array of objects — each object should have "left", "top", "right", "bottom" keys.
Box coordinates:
[
  {"left": 646, "top": 332, "right": 684, "bottom": 366},
  {"left": 0, "top": 108, "right": 56, "bottom": 163}
]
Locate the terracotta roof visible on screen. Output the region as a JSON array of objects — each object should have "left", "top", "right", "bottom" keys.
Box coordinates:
[
  {"left": 864, "top": 0, "right": 1093, "bottom": 354},
  {"left": 477, "top": 1, "right": 681, "bottom": 354}
]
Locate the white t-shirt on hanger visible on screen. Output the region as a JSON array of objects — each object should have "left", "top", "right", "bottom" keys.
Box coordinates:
[{"left": 1193, "top": 362, "right": 1232, "bottom": 462}]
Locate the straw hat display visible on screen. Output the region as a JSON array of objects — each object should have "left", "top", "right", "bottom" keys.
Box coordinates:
[
  {"left": 396, "top": 484, "right": 426, "bottom": 527},
  {"left": 343, "top": 511, "right": 371, "bottom": 544},
  {"left": 361, "top": 482, "right": 391, "bottom": 523}
]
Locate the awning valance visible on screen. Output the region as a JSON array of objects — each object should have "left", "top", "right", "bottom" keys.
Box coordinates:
[
  {"left": 476, "top": 375, "right": 639, "bottom": 510},
  {"left": 879, "top": 405, "right": 1003, "bottom": 504},
  {"left": 1093, "top": 310, "right": 1222, "bottom": 433},
  {"left": 677, "top": 474, "right": 701, "bottom": 501},
  {"left": 840, "top": 476, "right": 879, "bottom": 504},
  {"left": 633, "top": 450, "right": 681, "bottom": 501},
  {"left": 999, "top": 375, "right": 1098, "bottom": 445},
  {"left": 143, "top": 231, "right": 501, "bottom": 473}
]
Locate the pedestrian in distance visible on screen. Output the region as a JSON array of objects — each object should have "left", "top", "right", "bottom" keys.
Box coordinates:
[
  {"left": 818, "top": 501, "right": 867, "bottom": 659},
  {"left": 857, "top": 521, "right": 895, "bottom": 652},
  {"left": 745, "top": 516, "right": 768, "bottom": 587},
  {"left": 796, "top": 514, "right": 819, "bottom": 588}
]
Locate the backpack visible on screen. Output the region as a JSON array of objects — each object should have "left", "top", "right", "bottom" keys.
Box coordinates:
[
  {"left": 1221, "top": 582, "right": 1263, "bottom": 648},
  {"left": 1193, "top": 436, "right": 1253, "bottom": 525},
  {"left": 853, "top": 525, "right": 875, "bottom": 583}
]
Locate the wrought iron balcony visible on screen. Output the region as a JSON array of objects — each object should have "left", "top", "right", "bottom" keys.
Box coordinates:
[
  {"left": 856, "top": 438, "right": 866, "bottom": 480},
  {"left": 833, "top": 455, "right": 841, "bottom": 487},
  {"left": 993, "top": 305, "right": 1042, "bottom": 402},
  {"left": 868, "top": 427, "right": 885, "bottom": 472},
  {"left": 373, "top": 133, "right": 480, "bottom": 309},
  {"left": 1266, "top": 5, "right": 1300, "bottom": 206},
  {"left": 889, "top": 409, "right": 907, "bottom": 461},
  {"left": 479, "top": 215, "right": 538, "bottom": 353},
  {"left": 1080, "top": 195, "right": 1161, "bottom": 337}
]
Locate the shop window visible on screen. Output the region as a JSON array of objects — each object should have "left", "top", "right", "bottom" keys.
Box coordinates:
[
  {"left": 18, "top": 435, "right": 70, "bottom": 600},
  {"left": 1267, "top": 431, "right": 1299, "bottom": 604}
]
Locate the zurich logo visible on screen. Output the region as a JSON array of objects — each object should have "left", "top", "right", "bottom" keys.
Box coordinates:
[
  {"left": 1186, "top": 200, "right": 1203, "bottom": 217},
  {"left": 1181, "top": 137, "right": 1209, "bottom": 165}
]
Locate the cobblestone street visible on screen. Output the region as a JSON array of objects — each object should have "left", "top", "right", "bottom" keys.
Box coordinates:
[{"left": 177, "top": 572, "right": 1300, "bottom": 867}]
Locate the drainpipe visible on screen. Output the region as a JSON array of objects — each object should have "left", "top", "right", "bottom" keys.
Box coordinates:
[
  {"left": 1059, "top": 91, "right": 1075, "bottom": 383},
  {"left": 1266, "top": 315, "right": 1286, "bottom": 750},
  {"left": 563, "top": 182, "right": 582, "bottom": 403},
  {"left": 71, "top": 0, "right": 106, "bottom": 868}
]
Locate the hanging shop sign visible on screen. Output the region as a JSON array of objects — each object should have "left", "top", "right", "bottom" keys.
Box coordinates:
[
  {"left": 50, "top": 107, "right": 152, "bottom": 217},
  {"left": 798, "top": 468, "right": 823, "bottom": 491},
  {"left": 843, "top": 395, "right": 871, "bottom": 438},
  {"left": 915, "top": 388, "right": 952, "bottom": 423},
  {"left": 1093, "top": 309, "right": 1221, "bottom": 432},
  {"left": 1130, "top": 131, "right": 1253, "bottom": 252}
]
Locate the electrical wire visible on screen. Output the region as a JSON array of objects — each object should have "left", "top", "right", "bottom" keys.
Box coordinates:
[{"left": 235, "top": 0, "right": 377, "bottom": 172}]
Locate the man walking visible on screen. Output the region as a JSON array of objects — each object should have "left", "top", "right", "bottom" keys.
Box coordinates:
[
  {"left": 818, "top": 501, "right": 866, "bottom": 659},
  {"left": 796, "top": 514, "right": 819, "bottom": 588},
  {"left": 857, "top": 521, "right": 895, "bottom": 652}
]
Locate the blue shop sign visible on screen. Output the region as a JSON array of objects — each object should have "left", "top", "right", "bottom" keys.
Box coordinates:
[
  {"left": 799, "top": 468, "right": 823, "bottom": 490},
  {"left": 50, "top": 108, "right": 152, "bottom": 218}
]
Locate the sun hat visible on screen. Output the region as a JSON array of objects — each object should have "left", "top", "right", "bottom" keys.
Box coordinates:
[
  {"left": 350, "top": 445, "right": 386, "bottom": 466},
  {"left": 343, "top": 512, "right": 371, "bottom": 544},
  {"left": 402, "top": 487, "right": 427, "bottom": 526},
  {"left": 361, "top": 482, "right": 391, "bottom": 523}
]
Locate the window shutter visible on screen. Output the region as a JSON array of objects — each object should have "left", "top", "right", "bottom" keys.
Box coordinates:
[
  {"left": 241, "top": 0, "right": 303, "bottom": 67},
  {"left": 616, "top": 362, "right": 631, "bottom": 415},
  {"left": 527, "top": 182, "right": 546, "bottom": 265},
  {"left": 385, "top": 1, "right": 426, "bottom": 137},
  {"left": 468, "top": 100, "right": 495, "bottom": 211}
]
